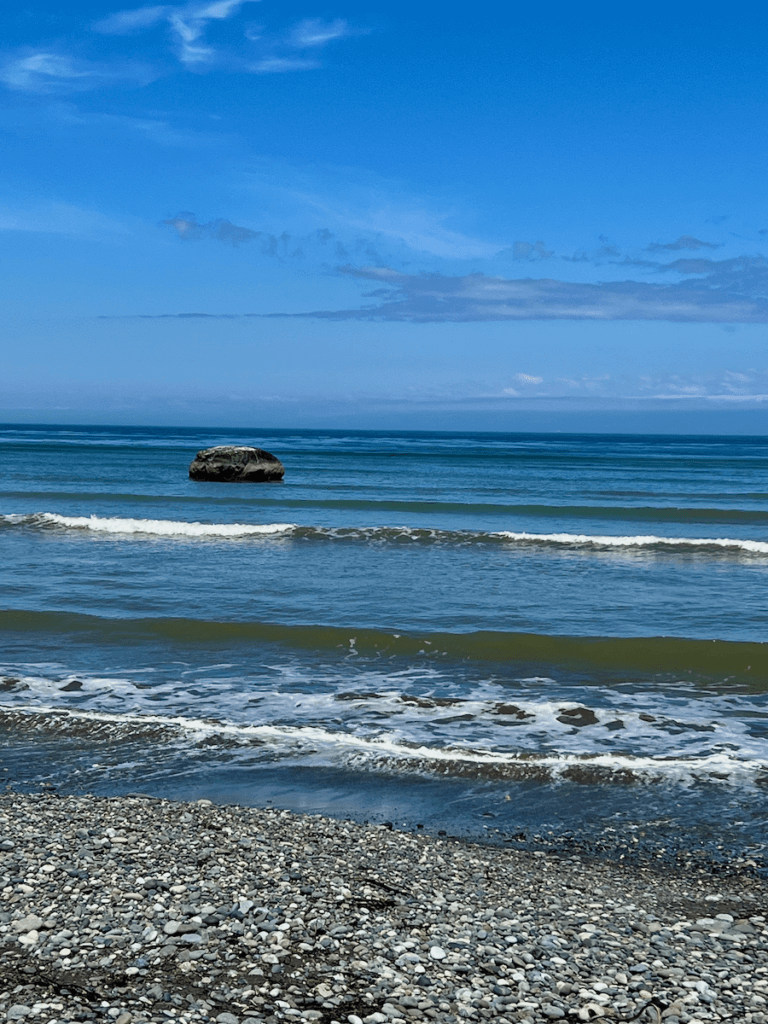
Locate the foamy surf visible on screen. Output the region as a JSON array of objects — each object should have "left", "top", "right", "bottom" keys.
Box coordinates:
[
  {"left": 2, "top": 512, "right": 767, "bottom": 554},
  {"left": 493, "top": 530, "right": 768, "bottom": 554},
  {"left": 8, "top": 662, "right": 767, "bottom": 766},
  {"left": 1, "top": 701, "right": 767, "bottom": 790},
  {"left": 7, "top": 512, "right": 296, "bottom": 538}
]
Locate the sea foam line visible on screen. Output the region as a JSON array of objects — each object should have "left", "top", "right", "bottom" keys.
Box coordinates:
[
  {"left": 494, "top": 530, "right": 768, "bottom": 554},
  {"left": 2, "top": 703, "right": 766, "bottom": 787},
  {"left": 2, "top": 512, "right": 767, "bottom": 553},
  {"left": 29, "top": 513, "right": 295, "bottom": 538}
]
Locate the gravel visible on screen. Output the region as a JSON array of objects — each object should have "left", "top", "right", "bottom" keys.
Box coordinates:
[{"left": 0, "top": 791, "right": 766, "bottom": 1023}]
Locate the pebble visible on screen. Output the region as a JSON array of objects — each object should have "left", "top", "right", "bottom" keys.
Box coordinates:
[{"left": 0, "top": 791, "right": 766, "bottom": 1024}]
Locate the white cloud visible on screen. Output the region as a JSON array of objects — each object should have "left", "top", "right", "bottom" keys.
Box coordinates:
[
  {"left": 4, "top": 1, "right": 360, "bottom": 89},
  {"left": 91, "top": 0, "right": 260, "bottom": 68},
  {"left": 251, "top": 56, "right": 321, "bottom": 73},
  {"left": 1, "top": 53, "right": 94, "bottom": 92},
  {"left": 249, "top": 16, "right": 360, "bottom": 74},
  {"left": 0, "top": 51, "right": 149, "bottom": 93},
  {"left": 169, "top": 0, "right": 260, "bottom": 65},
  {"left": 92, "top": 5, "right": 170, "bottom": 35},
  {"left": 168, "top": 11, "right": 213, "bottom": 64},
  {"left": 291, "top": 18, "right": 351, "bottom": 48}
]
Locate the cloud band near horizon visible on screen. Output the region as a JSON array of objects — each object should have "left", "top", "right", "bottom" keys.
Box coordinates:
[
  {"left": 296, "top": 263, "right": 768, "bottom": 323},
  {"left": 124, "top": 257, "right": 768, "bottom": 323}
]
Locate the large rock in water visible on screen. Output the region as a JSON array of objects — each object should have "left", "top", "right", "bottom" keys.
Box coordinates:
[{"left": 189, "top": 445, "right": 285, "bottom": 482}]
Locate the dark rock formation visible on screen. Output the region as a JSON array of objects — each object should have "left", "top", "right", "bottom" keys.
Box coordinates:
[{"left": 189, "top": 445, "right": 285, "bottom": 482}]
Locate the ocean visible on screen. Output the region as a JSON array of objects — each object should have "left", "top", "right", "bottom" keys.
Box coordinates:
[{"left": 1, "top": 424, "right": 767, "bottom": 868}]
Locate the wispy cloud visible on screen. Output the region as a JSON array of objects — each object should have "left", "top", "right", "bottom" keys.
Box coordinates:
[
  {"left": 161, "top": 211, "right": 318, "bottom": 255},
  {"left": 170, "top": 0, "right": 256, "bottom": 66},
  {"left": 251, "top": 16, "right": 359, "bottom": 74},
  {"left": 0, "top": 200, "right": 127, "bottom": 236},
  {"left": 269, "top": 256, "right": 768, "bottom": 323},
  {"left": 90, "top": 1, "right": 359, "bottom": 75},
  {"left": 161, "top": 210, "right": 395, "bottom": 263},
  {"left": 92, "top": 5, "right": 171, "bottom": 34},
  {"left": 242, "top": 164, "right": 499, "bottom": 258},
  {"left": 164, "top": 211, "right": 258, "bottom": 243},
  {"left": 250, "top": 56, "right": 321, "bottom": 73},
  {"left": 0, "top": 51, "right": 150, "bottom": 93},
  {"left": 498, "top": 240, "right": 554, "bottom": 260},
  {"left": 290, "top": 19, "right": 351, "bottom": 48},
  {"left": 49, "top": 103, "right": 209, "bottom": 146},
  {"left": 125, "top": 256, "right": 768, "bottom": 324},
  {"left": 647, "top": 234, "right": 720, "bottom": 252},
  {"left": 94, "top": 0, "right": 260, "bottom": 67}
]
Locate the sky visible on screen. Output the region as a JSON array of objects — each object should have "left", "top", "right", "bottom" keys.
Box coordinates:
[{"left": 2, "top": 1, "right": 768, "bottom": 431}]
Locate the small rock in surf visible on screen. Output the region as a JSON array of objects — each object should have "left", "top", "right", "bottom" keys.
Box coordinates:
[{"left": 189, "top": 445, "right": 285, "bottom": 482}]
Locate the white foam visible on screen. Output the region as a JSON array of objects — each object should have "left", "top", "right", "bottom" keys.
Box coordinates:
[
  {"left": 6, "top": 666, "right": 767, "bottom": 766},
  {"left": 35, "top": 513, "right": 296, "bottom": 538},
  {"left": 4, "top": 513, "right": 766, "bottom": 554},
  {"left": 493, "top": 530, "right": 768, "bottom": 554},
  {"left": 2, "top": 702, "right": 767, "bottom": 789}
]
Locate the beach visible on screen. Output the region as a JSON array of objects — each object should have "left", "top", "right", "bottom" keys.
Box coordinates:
[
  {"left": 2, "top": 426, "right": 768, "bottom": 1021},
  {"left": 1, "top": 790, "right": 767, "bottom": 1024}
]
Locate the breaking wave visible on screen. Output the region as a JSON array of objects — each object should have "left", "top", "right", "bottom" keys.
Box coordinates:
[
  {"left": 494, "top": 530, "right": 768, "bottom": 554},
  {"left": 1, "top": 702, "right": 766, "bottom": 790},
  {"left": 2, "top": 512, "right": 767, "bottom": 555},
  {"left": 0, "top": 512, "right": 294, "bottom": 538}
]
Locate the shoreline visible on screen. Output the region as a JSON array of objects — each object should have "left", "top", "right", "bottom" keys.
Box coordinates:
[{"left": 1, "top": 792, "right": 767, "bottom": 1023}]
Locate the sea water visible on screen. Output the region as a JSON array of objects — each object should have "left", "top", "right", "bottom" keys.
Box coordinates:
[{"left": 1, "top": 425, "right": 767, "bottom": 864}]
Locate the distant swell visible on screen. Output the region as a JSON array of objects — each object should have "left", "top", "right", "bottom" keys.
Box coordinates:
[{"left": 2, "top": 512, "right": 767, "bottom": 555}]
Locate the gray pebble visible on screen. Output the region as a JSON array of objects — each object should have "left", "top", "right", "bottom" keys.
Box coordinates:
[{"left": 0, "top": 791, "right": 764, "bottom": 1024}]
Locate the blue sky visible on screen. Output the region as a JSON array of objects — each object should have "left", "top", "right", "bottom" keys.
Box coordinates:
[{"left": 2, "top": 1, "right": 768, "bottom": 429}]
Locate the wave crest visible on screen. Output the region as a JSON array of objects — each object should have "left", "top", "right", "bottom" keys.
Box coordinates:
[
  {"left": 2, "top": 512, "right": 767, "bottom": 554},
  {"left": 5, "top": 513, "right": 295, "bottom": 538}
]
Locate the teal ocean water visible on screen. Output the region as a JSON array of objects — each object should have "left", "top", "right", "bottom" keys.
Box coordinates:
[{"left": 1, "top": 424, "right": 767, "bottom": 865}]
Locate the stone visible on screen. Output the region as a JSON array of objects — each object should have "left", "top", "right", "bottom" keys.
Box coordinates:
[
  {"left": 7, "top": 1008, "right": 32, "bottom": 1021},
  {"left": 0, "top": 790, "right": 765, "bottom": 1024},
  {"left": 189, "top": 446, "right": 285, "bottom": 483},
  {"left": 13, "top": 915, "right": 43, "bottom": 932},
  {"left": 556, "top": 707, "right": 599, "bottom": 727}
]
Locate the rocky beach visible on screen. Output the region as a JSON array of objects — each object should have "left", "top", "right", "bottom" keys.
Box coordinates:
[{"left": 0, "top": 792, "right": 766, "bottom": 1024}]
